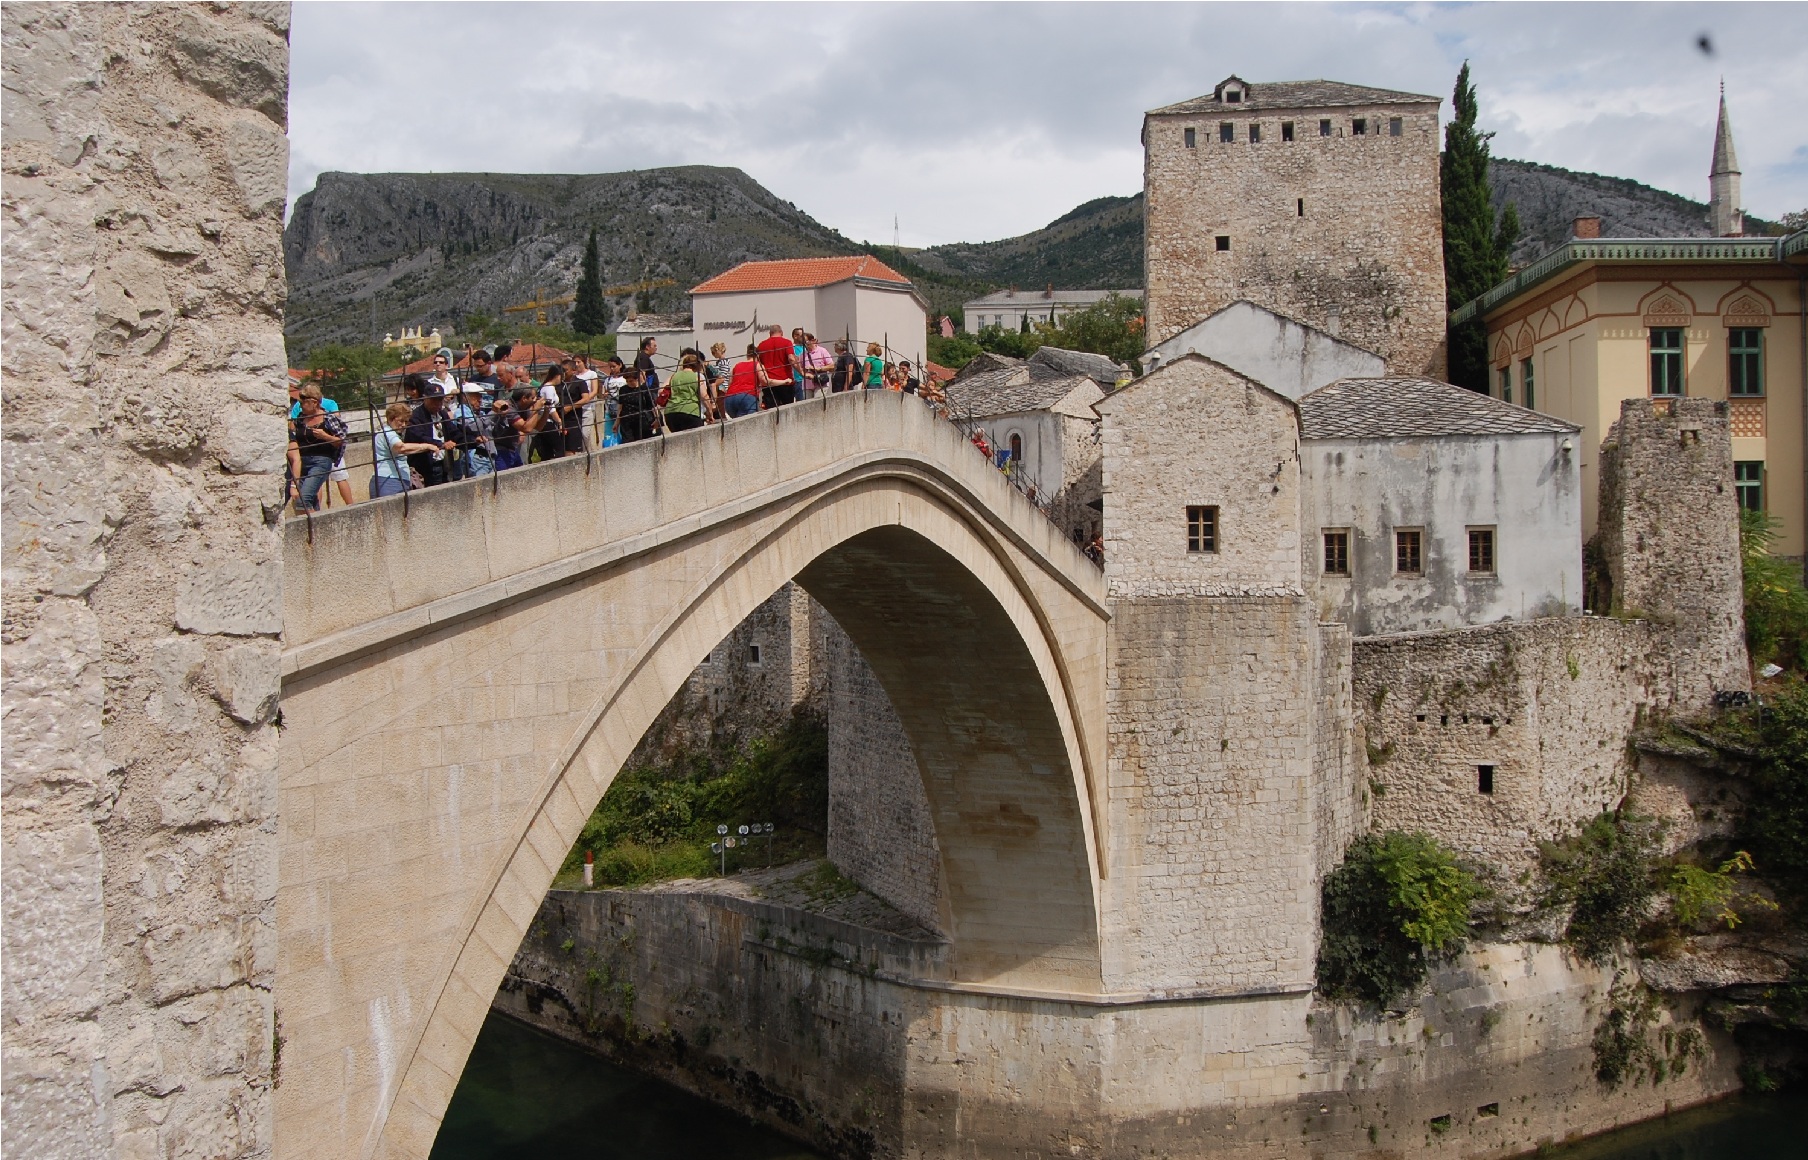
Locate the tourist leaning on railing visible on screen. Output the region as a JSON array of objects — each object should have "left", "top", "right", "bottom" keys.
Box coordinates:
[
  {"left": 288, "top": 386, "right": 349, "bottom": 513},
  {"left": 371, "top": 401, "right": 440, "bottom": 497}
]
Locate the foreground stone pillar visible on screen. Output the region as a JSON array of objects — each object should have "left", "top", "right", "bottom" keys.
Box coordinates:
[{"left": 2, "top": 4, "right": 290, "bottom": 1156}]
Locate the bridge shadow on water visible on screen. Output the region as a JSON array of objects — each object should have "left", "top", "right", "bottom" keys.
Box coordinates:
[{"left": 430, "top": 1010, "right": 822, "bottom": 1160}]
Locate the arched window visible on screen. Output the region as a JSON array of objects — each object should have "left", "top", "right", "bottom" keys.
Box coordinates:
[{"left": 1009, "top": 433, "right": 1023, "bottom": 463}]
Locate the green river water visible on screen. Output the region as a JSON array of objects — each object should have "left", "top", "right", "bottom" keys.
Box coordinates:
[{"left": 429, "top": 1012, "right": 1806, "bottom": 1160}]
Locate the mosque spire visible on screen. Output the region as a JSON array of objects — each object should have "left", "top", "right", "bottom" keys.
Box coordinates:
[{"left": 1709, "top": 79, "right": 1743, "bottom": 237}]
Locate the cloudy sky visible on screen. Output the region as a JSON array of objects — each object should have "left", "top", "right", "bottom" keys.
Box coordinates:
[{"left": 289, "top": 2, "right": 1807, "bottom": 247}]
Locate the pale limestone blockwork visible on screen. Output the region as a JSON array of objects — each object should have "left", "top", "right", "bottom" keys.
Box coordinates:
[
  {"left": 277, "top": 392, "right": 1110, "bottom": 1159},
  {"left": 1143, "top": 83, "right": 1447, "bottom": 376},
  {"left": 2, "top": 5, "right": 290, "bottom": 1158}
]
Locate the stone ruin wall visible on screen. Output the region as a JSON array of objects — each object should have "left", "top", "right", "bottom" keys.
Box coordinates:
[
  {"left": 1352, "top": 395, "right": 1752, "bottom": 889},
  {"left": 627, "top": 581, "right": 827, "bottom": 768},
  {"left": 1143, "top": 99, "right": 1447, "bottom": 377},
  {"left": 1354, "top": 617, "right": 1669, "bottom": 891},
  {"left": 2, "top": 5, "right": 291, "bottom": 1158},
  {"left": 1596, "top": 396, "right": 1750, "bottom": 709}
]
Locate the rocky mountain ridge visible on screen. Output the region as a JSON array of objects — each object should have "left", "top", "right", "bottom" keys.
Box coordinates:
[{"left": 283, "top": 159, "right": 1779, "bottom": 356}]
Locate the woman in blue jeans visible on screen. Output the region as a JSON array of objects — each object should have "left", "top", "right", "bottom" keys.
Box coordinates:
[{"left": 288, "top": 387, "right": 349, "bottom": 512}]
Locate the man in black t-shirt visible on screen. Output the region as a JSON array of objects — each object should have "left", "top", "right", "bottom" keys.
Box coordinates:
[
  {"left": 404, "top": 384, "right": 457, "bottom": 486},
  {"left": 832, "top": 341, "right": 860, "bottom": 393}
]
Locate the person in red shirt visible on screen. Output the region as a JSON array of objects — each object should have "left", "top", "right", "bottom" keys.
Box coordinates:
[
  {"left": 721, "top": 343, "right": 764, "bottom": 419},
  {"left": 755, "top": 324, "right": 798, "bottom": 407}
]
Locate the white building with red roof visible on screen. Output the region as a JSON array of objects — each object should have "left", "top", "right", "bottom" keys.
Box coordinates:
[{"left": 689, "top": 255, "right": 928, "bottom": 370}]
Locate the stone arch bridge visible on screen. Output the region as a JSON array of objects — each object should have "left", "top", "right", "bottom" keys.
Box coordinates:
[{"left": 277, "top": 391, "right": 1110, "bottom": 1158}]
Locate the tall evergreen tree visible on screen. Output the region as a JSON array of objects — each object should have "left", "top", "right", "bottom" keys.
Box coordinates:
[
  {"left": 1441, "top": 63, "right": 1519, "bottom": 392},
  {"left": 572, "top": 228, "right": 607, "bottom": 336}
]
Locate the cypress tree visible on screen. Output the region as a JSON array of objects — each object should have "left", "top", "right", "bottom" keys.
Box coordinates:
[
  {"left": 1441, "top": 63, "right": 1519, "bottom": 392},
  {"left": 572, "top": 228, "right": 607, "bottom": 336}
]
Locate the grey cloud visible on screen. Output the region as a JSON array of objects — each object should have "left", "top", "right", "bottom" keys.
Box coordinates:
[{"left": 289, "top": 2, "right": 1807, "bottom": 245}]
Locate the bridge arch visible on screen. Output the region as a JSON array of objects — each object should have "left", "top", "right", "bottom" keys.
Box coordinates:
[{"left": 275, "top": 393, "right": 1109, "bottom": 1159}]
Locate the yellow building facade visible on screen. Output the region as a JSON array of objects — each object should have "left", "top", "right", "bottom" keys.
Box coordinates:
[{"left": 1455, "top": 235, "right": 1808, "bottom": 555}]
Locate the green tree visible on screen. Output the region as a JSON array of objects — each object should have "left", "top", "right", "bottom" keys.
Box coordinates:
[
  {"left": 1043, "top": 293, "right": 1145, "bottom": 368},
  {"left": 303, "top": 342, "right": 400, "bottom": 408},
  {"left": 1441, "top": 62, "right": 1519, "bottom": 392},
  {"left": 1317, "top": 831, "right": 1481, "bottom": 1006},
  {"left": 572, "top": 228, "right": 607, "bottom": 336}
]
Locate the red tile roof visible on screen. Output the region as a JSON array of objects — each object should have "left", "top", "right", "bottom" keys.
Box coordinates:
[
  {"left": 925, "top": 361, "right": 957, "bottom": 384},
  {"left": 692, "top": 255, "right": 912, "bottom": 295}
]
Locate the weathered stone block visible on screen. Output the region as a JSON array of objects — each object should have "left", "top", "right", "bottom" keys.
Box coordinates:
[
  {"left": 207, "top": 642, "right": 281, "bottom": 725},
  {"left": 176, "top": 559, "right": 280, "bottom": 636}
]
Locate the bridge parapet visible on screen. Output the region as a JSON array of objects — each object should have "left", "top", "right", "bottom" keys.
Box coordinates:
[{"left": 284, "top": 390, "right": 1101, "bottom": 668}]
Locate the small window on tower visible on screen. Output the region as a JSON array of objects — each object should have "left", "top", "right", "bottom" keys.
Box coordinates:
[
  {"left": 1352, "top": 117, "right": 1368, "bottom": 136},
  {"left": 1389, "top": 117, "right": 1403, "bottom": 136},
  {"left": 1186, "top": 506, "right": 1219, "bottom": 553},
  {"left": 1184, "top": 126, "right": 1196, "bottom": 149},
  {"left": 1323, "top": 530, "right": 1350, "bottom": 576},
  {"left": 1248, "top": 123, "right": 1261, "bottom": 143},
  {"left": 1395, "top": 529, "right": 1423, "bottom": 575},
  {"left": 1478, "top": 765, "right": 1495, "bottom": 795},
  {"left": 1297, "top": 198, "right": 1305, "bottom": 217},
  {"left": 1219, "top": 122, "right": 1234, "bottom": 143},
  {"left": 1215, "top": 235, "right": 1230, "bottom": 252},
  {"left": 748, "top": 644, "right": 763, "bottom": 665},
  {"left": 1468, "top": 528, "right": 1496, "bottom": 574},
  {"left": 1281, "top": 121, "right": 1295, "bottom": 141}
]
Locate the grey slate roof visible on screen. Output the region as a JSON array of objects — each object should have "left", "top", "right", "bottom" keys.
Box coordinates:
[
  {"left": 1150, "top": 79, "right": 1438, "bottom": 116},
  {"left": 964, "top": 288, "right": 1143, "bottom": 310},
  {"left": 1297, "top": 377, "right": 1578, "bottom": 440},
  {"left": 946, "top": 367, "right": 1097, "bottom": 421},
  {"left": 1028, "top": 346, "right": 1130, "bottom": 384},
  {"left": 616, "top": 313, "right": 692, "bottom": 333}
]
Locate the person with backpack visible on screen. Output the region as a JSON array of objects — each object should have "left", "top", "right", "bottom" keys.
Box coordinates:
[{"left": 617, "top": 365, "right": 659, "bottom": 442}]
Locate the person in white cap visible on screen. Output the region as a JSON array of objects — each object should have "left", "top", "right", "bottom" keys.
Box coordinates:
[{"left": 454, "top": 380, "right": 496, "bottom": 476}]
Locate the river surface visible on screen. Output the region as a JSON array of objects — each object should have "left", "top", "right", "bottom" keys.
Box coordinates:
[{"left": 431, "top": 1011, "right": 1804, "bottom": 1160}]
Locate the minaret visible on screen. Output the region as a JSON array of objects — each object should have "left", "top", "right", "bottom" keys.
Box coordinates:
[{"left": 1709, "top": 80, "right": 1743, "bottom": 237}]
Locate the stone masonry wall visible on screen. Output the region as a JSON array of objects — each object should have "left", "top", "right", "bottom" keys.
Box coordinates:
[
  {"left": 1354, "top": 617, "right": 1672, "bottom": 892},
  {"left": 1597, "top": 397, "right": 1749, "bottom": 709},
  {"left": 1143, "top": 95, "right": 1446, "bottom": 376},
  {"left": 627, "top": 581, "right": 825, "bottom": 767},
  {"left": 1102, "top": 595, "right": 1320, "bottom": 994},
  {"left": 1096, "top": 355, "right": 1302, "bottom": 596},
  {"left": 1312, "top": 621, "right": 1364, "bottom": 880},
  {"left": 502, "top": 887, "right": 1739, "bottom": 1160},
  {"left": 824, "top": 616, "right": 947, "bottom": 935},
  {"left": 3, "top": 5, "right": 290, "bottom": 1158}
]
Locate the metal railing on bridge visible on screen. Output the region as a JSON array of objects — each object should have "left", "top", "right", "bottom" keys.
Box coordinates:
[{"left": 286, "top": 337, "right": 1101, "bottom": 565}]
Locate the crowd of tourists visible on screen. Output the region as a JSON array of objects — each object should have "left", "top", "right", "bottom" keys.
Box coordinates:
[{"left": 287, "top": 325, "right": 942, "bottom": 511}]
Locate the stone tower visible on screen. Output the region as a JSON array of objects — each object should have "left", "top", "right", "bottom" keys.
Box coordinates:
[
  {"left": 1709, "top": 81, "right": 1743, "bottom": 237},
  {"left": 1142, "top": 76, "right": 1446, "bottom": 377}
]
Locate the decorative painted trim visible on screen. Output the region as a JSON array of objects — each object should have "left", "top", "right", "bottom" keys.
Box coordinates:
[{"left": 1451, "top": 232, "right": 1806, "bottom": 325}]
